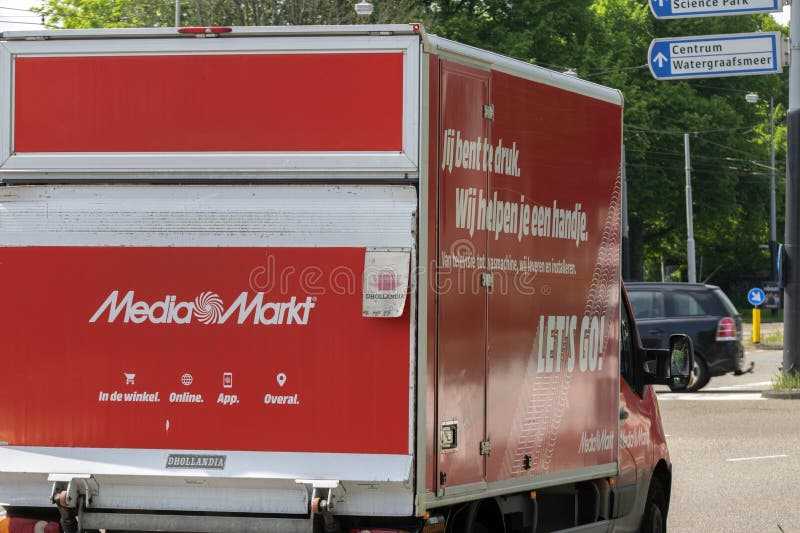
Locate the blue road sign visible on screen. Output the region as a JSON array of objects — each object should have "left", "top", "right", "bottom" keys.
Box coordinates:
[
  {"left": 649, "top": 32, "right": 783, "bottom": 81},
  {"left": 649, "top": 0, "right": 781, "bottom": 19},
  {"left": 748, "top": 287, "right": 766, "bottom": 307}
]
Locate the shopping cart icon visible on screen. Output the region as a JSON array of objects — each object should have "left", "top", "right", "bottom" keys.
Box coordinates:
[{"left": 124, "top": 373, "right": 136, "bottom": 385}]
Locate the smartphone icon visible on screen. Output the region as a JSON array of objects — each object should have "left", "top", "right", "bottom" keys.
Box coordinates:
[{"left": 223, "top": 372, "right": 233, "bottom": 388}]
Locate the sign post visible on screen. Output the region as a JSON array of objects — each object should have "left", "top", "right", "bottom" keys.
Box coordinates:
[
  {"left": 649, "top": 32, "right": 784, "bottom": 81},
  {"left": 649, "top": 0, "right": 782, "bottom": 19},
  {"left": 748, "top": 287, "right": 766, "bottom": 344}
]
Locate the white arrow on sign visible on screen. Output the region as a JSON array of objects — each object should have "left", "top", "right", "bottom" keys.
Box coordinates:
[{"left": 653, "top": 52, "right": 667, "bottom": 68}]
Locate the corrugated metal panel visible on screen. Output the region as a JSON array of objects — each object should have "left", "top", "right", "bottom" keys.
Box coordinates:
[
  {"left": 0, "top": 447, "right": 413, "bottom": 515},
  {"left": 0, "top": 184, "right": 417, "bottom": 247}
]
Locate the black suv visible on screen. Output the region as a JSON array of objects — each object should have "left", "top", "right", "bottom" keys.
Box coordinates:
[{"left": 626, "top": 282, "right": 747, "bottom": 391}]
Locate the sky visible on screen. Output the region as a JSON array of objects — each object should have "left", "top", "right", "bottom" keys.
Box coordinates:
[
  {"left": 0, "top": 1, "right": 792, "bottom": 33},
  {"left": 0, "top": 0, "right": 45, "bottom": 32},
  {"left": 773, "top": 5, "right": 790, "bottom": 26}
]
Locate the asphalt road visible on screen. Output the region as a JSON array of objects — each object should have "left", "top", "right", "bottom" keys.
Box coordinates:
[{"left": 658, "top": 344, "right": 800, "bottom": 533}]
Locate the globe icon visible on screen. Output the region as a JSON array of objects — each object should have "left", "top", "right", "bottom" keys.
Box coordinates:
[{"left": 181, "top": 373, "right": 193, "bottom": 386}]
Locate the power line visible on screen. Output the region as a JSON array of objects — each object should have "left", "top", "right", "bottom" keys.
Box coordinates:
[
  {"left": 0, "top": 19, "right": 46, "bottom": 26},
  {"left": 625, "top": 146, "right": 777, "bottom": 167},
  {"left": 0, "top": 7, "right": 37, "bottom": 14},
  {"left": 626, "top": 124, "right": 755, "bottom": 135},
  {"left": 582, "top": 63, "right": 649, "bottom": 78},
  {"left": 692, "top": 135, "right": 769, "bottom": 160}
]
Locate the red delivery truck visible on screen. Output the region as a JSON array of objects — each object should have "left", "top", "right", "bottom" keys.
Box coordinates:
[{"left": 0, "top": 24, "right": 692, "bottom": 533}]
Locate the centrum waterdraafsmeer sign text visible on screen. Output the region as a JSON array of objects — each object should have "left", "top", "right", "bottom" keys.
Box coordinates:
[{"left": 648, "top": 32, "right": 783, "bottom": 80}]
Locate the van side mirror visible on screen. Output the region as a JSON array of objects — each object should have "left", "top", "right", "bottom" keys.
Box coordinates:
[
  {"left": 667, "top": 334, "right": 693, "bottom": 390},
  {"left": 642, "top": 334, "right": 694, "bottom": 389}
]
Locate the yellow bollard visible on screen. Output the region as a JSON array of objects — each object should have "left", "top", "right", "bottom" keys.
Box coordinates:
[{"left": 752, "top": 307, "right": 761, "bottom": 344}]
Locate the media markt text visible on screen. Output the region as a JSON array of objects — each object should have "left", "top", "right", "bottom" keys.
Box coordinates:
[{"left": 579, "top": 429, "right": 614, "bottom": 454}]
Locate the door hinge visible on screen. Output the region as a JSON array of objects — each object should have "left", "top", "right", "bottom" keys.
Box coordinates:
[
  {"left": 483, "top": 104, "right": 495, "bottom": 120},
  {"left": 438, "top": 471, "right": 447, "bottom": 498},
  {"left": 480, "top": 440, "right": 492, "bottom": 456}
]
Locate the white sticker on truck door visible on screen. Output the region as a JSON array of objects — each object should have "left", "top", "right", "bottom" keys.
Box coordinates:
[{"left": 362, "top": 248, "right": 411, "bottom": 318}]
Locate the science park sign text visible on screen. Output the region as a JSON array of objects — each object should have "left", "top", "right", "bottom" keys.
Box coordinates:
[{"left": 649, "top": 0, "right": 782, "bottom": 19}]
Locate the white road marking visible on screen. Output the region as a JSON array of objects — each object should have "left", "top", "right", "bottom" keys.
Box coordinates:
[
  {"left": 705, "top": 381, "right": 772, "bottom": 391},
  {"left": 658, "top": 392, "right": 765, "bottom": 401},
  {"left": 727, "top": 454, "right": 788, "bottom": 462}
]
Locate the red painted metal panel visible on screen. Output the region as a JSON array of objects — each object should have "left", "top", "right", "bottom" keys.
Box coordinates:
[
  {"left": 0, "top": 247, "right": 410, "bottom": 454},
  {"left": 434, "top": 60, "right": 622, "bottom": 488},
  {"left": 482, "top": 71, "right": 622, "bottom": 482},
  {"left": 436, "top": 60, "right": 489, "bottom": 489},
  {"left": 14, "top": 53, "right": 403, "bottom": 153}
]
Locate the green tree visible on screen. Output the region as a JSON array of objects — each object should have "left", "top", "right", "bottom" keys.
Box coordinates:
[
  {"left": 32, "top": 0, "right": 788, "bottom": 292},
  {"left": 427, "top": 0, "right": 787, "bottom": 288},
  {"left": 36, "top": 0, "right": 430, "bottom": 27}
]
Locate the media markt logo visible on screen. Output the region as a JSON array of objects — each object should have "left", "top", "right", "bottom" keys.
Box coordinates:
[{"left": 89, "top": 290, "right": 316, "bottom": 326}]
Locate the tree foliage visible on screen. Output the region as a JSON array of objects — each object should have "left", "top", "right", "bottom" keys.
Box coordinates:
[
  {"left": 36, "top": 0, "right": 429, "bottom": 27},
  {"left": 33, "top": 0, "right": 788, "bottom": 291}
]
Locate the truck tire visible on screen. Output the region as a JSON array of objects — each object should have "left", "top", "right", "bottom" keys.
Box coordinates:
[
  {"left": 685, "top": 354, "right": 710, "bottom": 392},
  {"left": 639, "top": 478, "right": 667, "bottom": 533}
]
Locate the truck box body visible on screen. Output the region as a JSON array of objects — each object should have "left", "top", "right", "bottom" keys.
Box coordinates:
[{"left": 0, "top": 25, "right": 665, "bottom": 533}]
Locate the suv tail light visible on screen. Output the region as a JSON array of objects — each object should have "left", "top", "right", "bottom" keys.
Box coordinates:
[{"left": 716, "top": 317, "right": 737, "bottom": 341}]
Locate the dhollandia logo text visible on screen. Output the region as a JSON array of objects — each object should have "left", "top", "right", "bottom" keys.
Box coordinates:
[{"left": 89, "top": 291, "right": 315, "bottom": 325}]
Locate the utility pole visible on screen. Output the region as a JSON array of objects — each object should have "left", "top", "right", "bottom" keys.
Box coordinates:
[
  {"left": 785, "top": 5, "right": 800, "bottom": 376},
  {"left": 746, "top": 92, "right": 778, "bottom": 283},
  {"left": 685, "top": 133, "right": 696, "bottom": 283},
  {"left": 175, "top": 0, "right": 180, "bottom": 27},
  {"left": 770, "top": 96, "right": 777, "bottom": 283}
]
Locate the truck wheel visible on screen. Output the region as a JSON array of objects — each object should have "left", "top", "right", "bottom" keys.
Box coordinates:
[
  {"left": 685, "top": 354, "right": 709, "bottom": 392},
  {"left": 640, "top": 478, "right": 667, "bottom": 533}
]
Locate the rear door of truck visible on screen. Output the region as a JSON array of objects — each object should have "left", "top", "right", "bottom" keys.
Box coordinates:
[{"left": 0, "top": 26, "right": 422, "bottom": 525}]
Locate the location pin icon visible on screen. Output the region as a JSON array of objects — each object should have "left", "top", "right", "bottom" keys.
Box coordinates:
[{"left": 276, "top": 373, "right": 287, "bottom": 387}]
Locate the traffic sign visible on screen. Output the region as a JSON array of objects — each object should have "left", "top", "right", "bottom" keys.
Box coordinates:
[
  {"left": 649, "top": 32, "right": 783, "bottom": 80},
  {"left": 649, "top": 0, "right": 782, "bottom": 19},
  {"left": 748, "top": 287, "right": 765, "bottom": 306}
]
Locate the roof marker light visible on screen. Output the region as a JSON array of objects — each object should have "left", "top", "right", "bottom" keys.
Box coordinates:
[{"left": 177, "top": 27, "right": 232, "bottom": 36}]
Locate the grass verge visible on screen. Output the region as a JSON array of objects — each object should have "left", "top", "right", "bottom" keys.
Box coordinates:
[
  {"left": 772, "top": 371, "right": 800, "bottom": 392},
  {"left": 741, "top": 308, "right": 783, "bottom": 324}
]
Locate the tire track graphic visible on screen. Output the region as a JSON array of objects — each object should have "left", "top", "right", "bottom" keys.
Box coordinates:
[{"left": 499, "top": 176, "right": 621, "bottom": 478}]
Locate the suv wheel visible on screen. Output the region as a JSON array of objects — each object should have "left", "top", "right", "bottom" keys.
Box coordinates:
[
  {"left": 685, "top": 354, "right": 710, "bottom": 392},
  {"left": 734, "top": 346, "right": 748, "bottom": 375}
]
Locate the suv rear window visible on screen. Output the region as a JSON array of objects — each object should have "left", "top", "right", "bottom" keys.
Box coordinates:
[
  {"left": 670, "top": 291, "right": 710, "bottom": 317},
  {"left": 713, "top": 287, "right": 740, "bottom": 317},
  {"left": 628, "top": 290, "right": 665, "bottom": 319}
]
